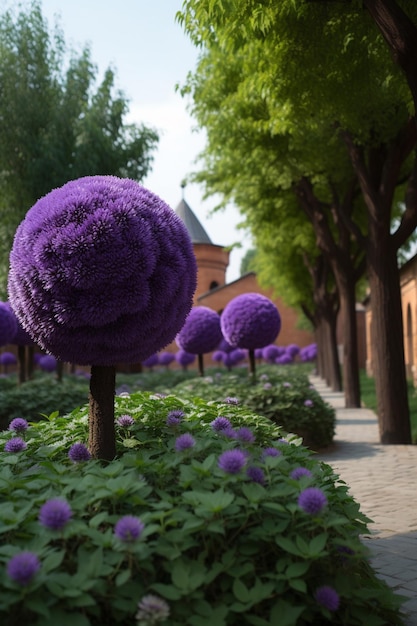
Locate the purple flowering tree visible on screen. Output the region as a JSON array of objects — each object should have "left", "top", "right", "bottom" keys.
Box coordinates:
[
  {"left": 176, "top": 306, "right": 222, "bottom": 376},
  {"left": 220, "top": 293, "right": 281, "bottom": 377},
  {"left": 0, "top": 302, "right": 17, "bottom": 346},
  {"left": 8, "top": 176, "right": 197, "bottom": 460},
  {"left": 175, "top": 349, "right": 196, "bottom": 370}
]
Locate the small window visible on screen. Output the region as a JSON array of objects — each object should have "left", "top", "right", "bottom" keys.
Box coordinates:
[{"left": 209, "top": 280, "right": 219, "bottom": 290}]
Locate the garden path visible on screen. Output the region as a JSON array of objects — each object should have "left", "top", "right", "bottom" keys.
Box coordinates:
[{"left": 310, "top": 375, "right": 417, "bottom": 626}]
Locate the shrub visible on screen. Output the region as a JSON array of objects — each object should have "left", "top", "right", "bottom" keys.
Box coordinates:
[
  {"left": 0, "top": 374, "right": 89, "bottom": 430},
  {"left": 171, "top": 366, "right": 335, "bottom": 449},
  {"left": 0, "top": 391, "right": 404, "bottom": 625}
]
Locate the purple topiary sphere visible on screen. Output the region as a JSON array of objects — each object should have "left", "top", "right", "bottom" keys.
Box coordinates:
[
  {"left": 8, "top": 176, "right": 197, "bottom": 366},
  {"left": 0, "top": 302, "right": 17, "bottom": 346},
  {"left": 176, "top": 306, "right": 222, "bottom": 355},
  {"left": 220, "top": 293, "right": 281, "bottom": 351}
]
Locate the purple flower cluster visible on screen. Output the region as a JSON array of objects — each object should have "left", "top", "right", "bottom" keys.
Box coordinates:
[
  {"left": 4, "top": 437, "right": 27, "bottom": 453},
  {"left": 262, "top": 447, "right": 281, "bottom": 458},
  {"left": 9, "top": 417, "right": 29, "bottom": 433},
  {"left": 166, "top": 410, "right": 185, "bottom": 426},
  {"left": 315, "top": 585, "right": 340, "bottom": 611},
  {"left": 116, "top": 414, "right": 135, "bottom": 428},
  {"left": 8, "top": 176, "right": 197, "bottom": 366},
  {"left": 0, "top": 351, "right": 17, "bottom": 366},
  {"left": 7, "top": 551, "right": 41, "bottom": 586},
  {"left": 211, "top": 416, "right": 232, "bottom": 432},
  {"left": 39, "top": 498, "right": 72, "bottom": 530},
  {"left": 304, "top": 399, "right": 313, "bottom": 407},
  {"left": 220, "top": 293, "right": 281, "bottom": 350},
  {"left": 246, "top": 466, "right": 265, "bottom": 485},
  {"left": 218, "top": 449, "right": 247, "bottom": 474},
  {"left": 175, "top": 433, "right": 196, "bottom": 451},
  {"left": 176, "top": 306, "right": 222, "bottom": 355},
  {"left": 159, "top": 351, "right": 175, "bottom": 367},
  {"left": 114, "top": 515, "right": 145, "bottom": 542},
  {"left": 236, "top": 427, "right": 255, "bottom": 443},
  {"left": 298, "top": 487, "right": 328, "bottom": 515},
  {"left": 290, "top": 467, "right": 313, "bottom": 480},
  {"left": 300, "top": 343, "right": 317, "bottom": 362},
  {"left": 68, "top": 442, "right": 91, "bottom": 463},
  {"left": 38, "top": 354, "right": 57, "bottom": 372},
  {"left": 224, "top": 396, "right": 239, "bottom": 405},
  {"left": 136, "top": 594, "right": 170, "bottom": 623}
]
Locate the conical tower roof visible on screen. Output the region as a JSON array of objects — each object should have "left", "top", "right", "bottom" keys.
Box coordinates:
[{"left": 175, "top": 198, "right": 212, "bottom": 244}]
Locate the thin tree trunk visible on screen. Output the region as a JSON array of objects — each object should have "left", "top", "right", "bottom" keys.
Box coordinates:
[
  {"left": 198, "top": 353, "right": 204, "bottom": 376},
  {"left": 368, "top": 239, "right": 411, "bottom": 443},
  {"left": 88, "top": 365, "right": 116, "bottom": 460},
  {"left": 337, "top": 277, "right": 361, "bottom": 407},
  {"left": 248, "top": 349, "right": 256, "bottom": 377}
]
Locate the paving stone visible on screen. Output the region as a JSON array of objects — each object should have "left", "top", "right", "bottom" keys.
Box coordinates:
[{"left": 311, "top": 375, "right": 417, "bottom": 625}]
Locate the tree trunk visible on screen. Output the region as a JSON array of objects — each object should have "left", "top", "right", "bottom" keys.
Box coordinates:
[
  {"left": 88, "top": 365, "right": 117, "bottom": 460},
  {"left": 198, "top": 353, "right": 204, "bottom": 376},
  {"left": 323, "top": 309, "right": 342, "bottom": 391},
  {"left": 336, "top": 274, "right": 361, "bottom": 407},
  {"left": 248, "top": 349, "right": 256, "bottom": 377},
  {"left": 368, "top": 239, "right": 411, "bottom": 443}
]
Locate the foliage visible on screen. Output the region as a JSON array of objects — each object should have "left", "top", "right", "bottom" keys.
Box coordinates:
[
  {"left": 0, "top": 1, "right": 159, "bottom": 297},
  {"left": 171, "top": 366, "right": 335, "bottom": 449},
  {"left": 0, "top": 374, "right": 89, "bottom": 430},
  {"left": 0, "top": 390, "right": 405, "bottom": 625}
]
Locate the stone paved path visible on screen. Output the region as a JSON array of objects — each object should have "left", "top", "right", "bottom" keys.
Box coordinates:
[{"left": 310, "top": 376, "right": 417, "bottom": 625}]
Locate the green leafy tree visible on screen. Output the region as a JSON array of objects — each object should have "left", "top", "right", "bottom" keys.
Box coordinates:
[
  {"left": 0, "top": 1, "right": 158, "bottom": 296},
  {"left": 179, "top": 0, "right": 417, "bottom": 443}
]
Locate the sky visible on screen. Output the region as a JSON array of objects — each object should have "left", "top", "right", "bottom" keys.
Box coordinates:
[{"left": 14, "top": 0, "right": 252, "bottom": 281}]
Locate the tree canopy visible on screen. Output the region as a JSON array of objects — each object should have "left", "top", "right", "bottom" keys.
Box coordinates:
[
  {"left": 178, "top": 0, "right": 417, "bottom": 441},
  {"left": 0, "top": 1, "right": 159, "bottom": 296}
]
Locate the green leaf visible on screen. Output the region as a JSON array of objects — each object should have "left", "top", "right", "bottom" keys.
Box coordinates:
[
  {"left": 269, "top": 600, "right": 306, "bottom": 626},
  {"left": 275, "top": 537, "right": 302, "bottom": 556},
  {"left": 233, "top": 578, "right": 249, "bottom": 603},
  {"left": 308, "top": 532, "right": 328, "bottom": 555},
  {"left": 42, "top": 549, "right": 66, "bottom": 573},
  {"left": 150, "top": 583, "right": 182, "bottom": 600},
  {"left": 285, "top": 562, "right": 310, "bottom": 578},
  {"left": 115, "top": 569, "right": 131, "bottom": 587}
]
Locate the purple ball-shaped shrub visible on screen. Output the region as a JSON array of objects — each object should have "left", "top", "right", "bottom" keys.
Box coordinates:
[
  {"left": 286, "top": 343, "right": 300, "bottom": 357},
  {"left": 158, "top": 351, "right": 175, "bottom": 366},
  {"left": 0, "top": 302, "right": 17, "bottom": 346},
  {"left": 0, "top": 351, "right": 17, "bottom": 366},
  {"left": 175, "top": 349, "right": 196, "bottom": 368},
  {"left": 38, "top": 354, "right": 57, "bottom": 372},
  {"left": 8, "top": 176, "right": 197, "bottom": 366},
  {"left": 220, "top": 293, "right": 281, "bottom": 350},
  {"left": 142, "top": 353, "right": 159, "bottom": 368},
  {"left": 176, "top": 306, "right": 222, "bottom": 355},
  {"left": 276, "top": 353, "right": 293, "bottom": 365},
  {"left": 262, "top": 344, "right": 280, "bottom": 363}
]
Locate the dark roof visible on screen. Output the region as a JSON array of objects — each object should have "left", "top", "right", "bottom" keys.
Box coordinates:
[{"left": 175, "top": 199, "right": 212, "bottom": 244}]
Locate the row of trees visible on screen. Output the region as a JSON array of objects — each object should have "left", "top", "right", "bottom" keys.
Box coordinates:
[
  {"left": 178, "top": 0, "right": 417, "bottom": 443},
  {"left": 0, "top": 1, "right": 159, "bottom": 297}
]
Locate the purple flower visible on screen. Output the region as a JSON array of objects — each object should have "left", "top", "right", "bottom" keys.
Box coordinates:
[
  {"left": 39, "top": 498, "right": 72, "bottom": 530},
  {"left": 298, "top": 487, "right": 328, "bottom": 515},
  {"left": 116, "top": 414, "right": 135, "bottom": 428},
  {"left": 136, "top": 594, "right": 170, "bottom": 623},
  {"left": 220, "top": 293, "right": 281, "bottom": 350},
  {"left": 262, "top": 447, "right": 281, "bottom": 458},
  {"left": 159, "top": 351, "right": 175, "bottom": 366},
  {"left": 114, "top": 515, "right": 145, "bottom": 542},
  {"left": 224, "top": 396, "right": 239, "bottom": 405},
  {"left": 211, "top": 416, "right": 232, "bottom": 432},
  {"left": 263, "top": 382, "right": 272, "bottom": 390},
  {"left": 262, "top": 344, "right": 281, "bottom": 363},
  {"left": 283, "top": 382, "right": 292, "bottom": 388},
  {"left": 246, "top": 466, "right": 265, "bottom": 485},
  {"left": 304, "top": 399, "right": 313, "bottom": 407},
  {"left": 166, "top": 410, "right": 185, "bottom": 426},
  {"left": 7, "top": 552, "right": 40, "bottom": 586},
  {"left": 218, "top": 449, "right": 247, "bottom": 474},
  {"left": 315, "top": 585, "right": 340, "bottom": 611},
  {"left": 236, "top": 427, "right": 255, "bottom": 443},
  {"left": 278, "top": 438, "right": 289, "bottom": 444},
  {"left": 176, "top": 306, "right": 222, "bottom": 355},
  {"left": 4, "top": 437, "right": 27, "bottom": 453},
  {"left": 175, "top": 433, "right": 196, "bottom": 451},
  {"left": 68, "top": 443, "right": 91, "bottom": 463},
  {"left": 290, "top": 467, "right": 313, "bottom": 480},
  {"left": 8, "top": 176, "right": 197, "bottom": 366},
  {"left": 142, "top": 353, "right": 159, "bottom": 368},
  {"left": 8, "top": 418, "right": 29, "bottom": 433}
]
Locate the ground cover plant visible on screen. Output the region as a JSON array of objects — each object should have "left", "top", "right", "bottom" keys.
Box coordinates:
[{"left": 0, "top": 389, "right": 405, "bottom": 625}]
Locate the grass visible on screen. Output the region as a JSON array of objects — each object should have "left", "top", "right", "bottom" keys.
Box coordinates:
[{"left": 359, "top": 369, "right": 417, "bottom": 443}]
